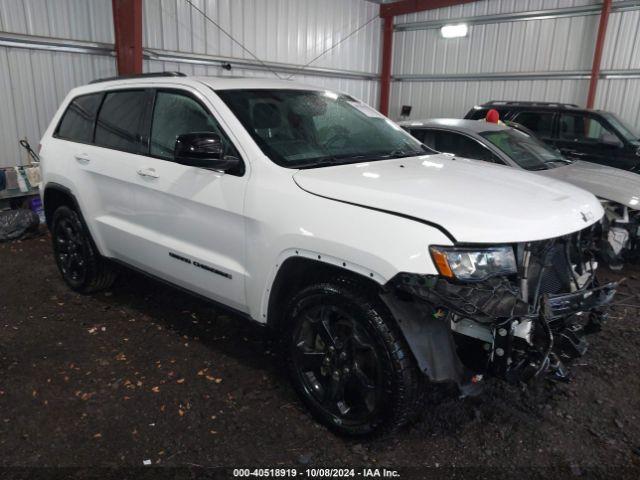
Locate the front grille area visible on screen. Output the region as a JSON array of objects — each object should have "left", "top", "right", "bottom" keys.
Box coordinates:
[
  {"left": 538, "top": 244, "right": 572, "bottom": 295},
  {"left": 525, "top": 225, "right": 598, "bottom": 304}
]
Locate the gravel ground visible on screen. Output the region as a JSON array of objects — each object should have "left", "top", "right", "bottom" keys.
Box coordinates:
[{"left": 1, "top": 234, "right": 639, "bottom": 478}]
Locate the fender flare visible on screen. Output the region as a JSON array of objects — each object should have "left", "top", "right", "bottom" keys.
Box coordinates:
[
  {"left": 43, "top": 182, "right": 105, "bottom": 256},
  {"left": 42, "top": 182, "right": 82, "bottom": 228},
  {"left": 261, "top": 248, "right": 387, "bottom": 324},
  {"left": 262, "top": 251, "right": 466, "bottom": 386}
]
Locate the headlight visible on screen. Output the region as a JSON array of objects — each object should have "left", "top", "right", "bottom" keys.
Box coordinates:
[{"left": 429, "top": 245, "right": 517, "bottom": 281}]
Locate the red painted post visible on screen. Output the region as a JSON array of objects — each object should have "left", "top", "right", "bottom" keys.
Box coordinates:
[
  {"left": 112, "top": 0, "right": 143, "bottom": 75},
  {"left": 379, "top": 15, "right": 394, "bottom": 116},
  {"left": 380, "top": 0, "right": 476, "bottom": 18},
  {"left": 586, "top": 0, "right": 612, "bottom": 109}
]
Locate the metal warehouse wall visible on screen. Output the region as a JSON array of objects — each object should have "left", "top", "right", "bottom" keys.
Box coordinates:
[
  {"left": 389, "top": 0, "right": 640, "bottom": 129},
  {"left": 141, "top": 0, "right": 381, "bottom": 105},
  {"left": 145, "top": 59, "right": 381, "bottom": 108},
  {"left": 0, "top": 0, "right": 116, "bottom": 167},
  {"left": 0, "top": 0, "right": 381, "bottom": 168}
]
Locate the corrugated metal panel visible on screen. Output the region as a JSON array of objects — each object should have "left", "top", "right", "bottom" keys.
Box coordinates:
[
  {"left": 596, "top": 78, "right": 640, "bottom": 127},
  {"left": 141, "top": 0, "right": 382, "bottom": 108},
  {"left": 0, "top": 0, "right": 382, "bottom": 168},
  {"left": 602, "top": 9, "right": 640, "bottom": 70},
  {"left": 142, "top": 0, "right": 381, "bottom": 74},
  {"left": 0, "top": 0, "right": 116, "bottom": 166},
  {"left": 391, "top": 0, "right": 640, "bottom": 130},
  {"left": 0, "top": 0, "right": 114, "bottom": 43},
  {"left": 144, "top": 59, "right": 380, "bottom": 106},
  {"left": 391, "top": 78, "right": 588, "bottom": 120},
  {"left": 394, "top": 13, "right": 599, "bottom": 75},
  {"left": 0, "top": 47, "right": 115, "bottom": 167},
  {"left": 400, "top": 0, "right": 603, "bottom": 23}
]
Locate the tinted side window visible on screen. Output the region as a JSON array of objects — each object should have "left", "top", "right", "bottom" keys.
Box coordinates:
[
  {"left": 433, "top": 131, "right": 497, "bottom": 162},
  {"left": 558, "top": 114, "right": 620, "bottom": 144},
  {"left": 95, "top": 90, "right": 149, "bottom": 154},
  {"left": 150, "top": 91, "right": 237, "bottom": 160},
  {"left": 512, "top": 111, "right": 554, "bottom": 137},
  {"left": 56, "top": 93, "right": 102, "bottom": 143},
  {"left": 409, "top": 129, "right": 436, "bottom": 149}
]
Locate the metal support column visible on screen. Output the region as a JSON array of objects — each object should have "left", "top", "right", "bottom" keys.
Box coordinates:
[
  {"left": 379, "top": 15, "right": 394, "bottom": 115},
  {"left": 112, "top": 0, "right": 142, "bottom": 75},
  {"left": 586, "top": 0, "right": 612, "bottom": 109}
]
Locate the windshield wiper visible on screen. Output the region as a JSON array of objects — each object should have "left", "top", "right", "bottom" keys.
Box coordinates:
[
  {"left": 294, "top": 157, "right": 346, "bottom": 169},
  {"left": 527, "top": 165, "right": 550, "bottom": 171},
  {"left": 295, "top": 149, "right": 425, "bottom": 168},
  {"left": 545, "top": 158, "right": 572, "bottom": 166},
  {"left": 387, "top": 149, "right": 424, "bottom": 159}
]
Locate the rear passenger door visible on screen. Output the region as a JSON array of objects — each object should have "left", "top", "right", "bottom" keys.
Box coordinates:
[
  {"left": 62, "top": 89, "right": 154, "bottom": 256},
  {"left": 553, "top": 113, "right": 626, "bottom": 168}
]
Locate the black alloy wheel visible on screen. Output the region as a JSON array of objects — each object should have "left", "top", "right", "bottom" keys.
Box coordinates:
[
  {"left": 51, "top": 206, "right": 117, "bottom": 293},
  {"left": 286, "top": 279, "right": 424, "bottom": 436},
  {"left": 53, "top": 212, "right": 88, "bottom": 286},
  {"left": 292, "top": 303, "right": 384, "bottom": 427}
]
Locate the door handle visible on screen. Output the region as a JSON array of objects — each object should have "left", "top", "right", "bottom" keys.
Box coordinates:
[
  {"left": 136, "top": 167, "right": 159, "bottom": 179},
  {"left": 74, "top": 153, "right": 91, "bottom": 164}
]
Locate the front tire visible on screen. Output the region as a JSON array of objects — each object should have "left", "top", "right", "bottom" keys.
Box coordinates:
[
  {"left": 285, "top": 278, "right": 424, "bottom": 436},
  {"left": 51, "top": 205, "right": 116, "bottom": 293}
]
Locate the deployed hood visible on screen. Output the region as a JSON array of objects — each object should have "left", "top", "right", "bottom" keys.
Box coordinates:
[
  {"left": 293, "top": 154, "right": 603, "bottom": 244},
  {"left": 537, "top": 160, "right": 640, "bottom": 210}
]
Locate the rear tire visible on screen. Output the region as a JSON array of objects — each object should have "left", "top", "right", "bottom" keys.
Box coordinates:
[
  {"left": 284, "top": 277, "right": 424, "bottom": 436},
  {"left": 51, "top": 205, "right": 116, "bottom": 293}
]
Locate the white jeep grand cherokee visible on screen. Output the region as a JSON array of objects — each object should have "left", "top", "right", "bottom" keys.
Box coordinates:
[{"left": 40, "top": 72, "right": 616, "bottom": 436}]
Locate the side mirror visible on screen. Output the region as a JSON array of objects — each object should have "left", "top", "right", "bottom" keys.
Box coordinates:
[
  {"left": 636, "top": 146, "right": 640, "bottom": 157},
  {"left": 174, "top": 133, "right": 241, "bottom": 172}
]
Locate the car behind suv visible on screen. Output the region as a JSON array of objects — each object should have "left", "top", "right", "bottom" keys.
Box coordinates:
[
  {"left": 465, "top": 101, "right": 640, "bottom": 171},
  {"left": 401, "top": 118, "right": 640, "bottom": 269},
  {"left": 40, "top": 74, "right": 615, "bottom": 435}
]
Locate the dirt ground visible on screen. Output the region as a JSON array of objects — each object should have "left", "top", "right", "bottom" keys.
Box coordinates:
[{"left": 1, "top": 233, "right": 639, "bottom": 478}]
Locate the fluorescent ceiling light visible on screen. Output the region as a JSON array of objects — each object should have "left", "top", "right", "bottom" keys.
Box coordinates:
[{"left": 440, "top": 23, "right": 468, "bottom": 39}]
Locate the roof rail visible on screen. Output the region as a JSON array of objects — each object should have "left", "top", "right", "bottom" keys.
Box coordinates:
[
  {"left": 482, "top": 100, "right": 579, "bottom": 109},
  {"left": 89, "top": 71, "right": 187, "bottom": 84}
]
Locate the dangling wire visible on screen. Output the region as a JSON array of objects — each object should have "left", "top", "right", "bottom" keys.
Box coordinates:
[
  {"left": 286, "top": 14, "right": 379, "bottom": 80},
  {"left": 184, "top": 0, "right": 283, "bottom": 79}
]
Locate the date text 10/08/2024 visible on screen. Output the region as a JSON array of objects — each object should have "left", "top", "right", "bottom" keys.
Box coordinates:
[{"left": 232, "top": 468, "right": 401, "bottom": 478}]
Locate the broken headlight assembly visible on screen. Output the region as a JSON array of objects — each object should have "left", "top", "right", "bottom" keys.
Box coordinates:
[{"left": 429, "top": 245, "right": 517, "bottom": 281}]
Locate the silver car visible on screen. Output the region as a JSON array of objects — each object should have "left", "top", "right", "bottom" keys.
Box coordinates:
[{"left": 401, "top": 118, "right": 640, "bottom": 269}]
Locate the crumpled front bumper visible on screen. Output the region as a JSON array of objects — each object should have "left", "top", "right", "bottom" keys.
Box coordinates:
[
  {"left": 546, "top": 282, "right": 617, "bottom": 319},
  {"left": 380, "top": 273, "right": 617, "bottom": 388}
]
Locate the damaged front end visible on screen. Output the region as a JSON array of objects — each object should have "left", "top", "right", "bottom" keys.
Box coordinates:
[
  {"left": 380, "top": 226, "right": 617, "bottom": 392},
  {"left": 600, "top": 200, "right": 640, "bottom": 269}
]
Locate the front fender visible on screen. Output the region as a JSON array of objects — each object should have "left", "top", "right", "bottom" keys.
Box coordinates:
[{"left": 243, "top": 168, "right": 453, "bottom": 322}]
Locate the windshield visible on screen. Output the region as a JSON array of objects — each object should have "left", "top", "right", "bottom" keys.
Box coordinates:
[
  {"left": 480, "top": 128, "right": 567, "bottom": 171},
  {"left": 601, "top": 112, "right": 640, "bottom": 145},
  {"left": 217, "top": 89, "right": 430, "bottom": 168}
]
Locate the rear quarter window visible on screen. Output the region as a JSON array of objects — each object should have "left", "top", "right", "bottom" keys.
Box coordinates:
[{"left": 55, "top": 93, "right": 103, "bottom": 143}]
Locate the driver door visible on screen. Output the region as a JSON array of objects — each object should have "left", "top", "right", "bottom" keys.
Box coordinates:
[
  {"left": 554, "top": 113, "right": 624, "bottom": 167},
  {"left": 124, "top": 88, "right": 249, "bottom": 312}
]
